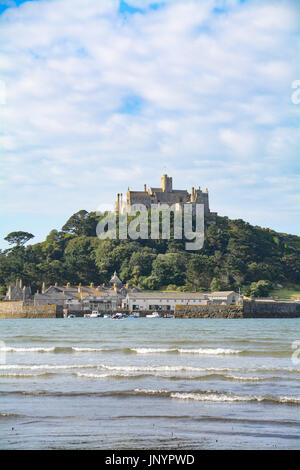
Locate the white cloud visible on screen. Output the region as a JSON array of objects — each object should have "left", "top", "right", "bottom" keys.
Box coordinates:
[{"left": 0, "top": 0, "right": 299, "bottom": 238}]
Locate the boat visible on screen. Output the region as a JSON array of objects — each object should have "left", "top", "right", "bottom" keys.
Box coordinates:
[
  {"left": 112, "top": 313, "right": 124, "bottom": 320},
  {"left": 103, "top": 313, "right": 111, "bottom": 319},
  {"left": 68, "top": 314, "right": 76, "bottom": 318},
  {"left": 90, "top": 311, "right": 101, "bottom": 318},
  {"left": 146, "top": 311, "right": 160, "bottom": 318},
  {"left": 163, "top": 313, "right": 174, "bottom": 318}
]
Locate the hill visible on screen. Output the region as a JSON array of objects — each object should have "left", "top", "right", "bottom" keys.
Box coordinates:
[{"left": 0, "top": 209, "right": 299, "bottom": 297}]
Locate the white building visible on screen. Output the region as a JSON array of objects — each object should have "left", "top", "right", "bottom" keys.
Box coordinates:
[
  {"left": 123, "top": 291, "right": 241, "bottom": 312},
  {"left": 123, "top": 292, "right": 207, "bottom": 312}
]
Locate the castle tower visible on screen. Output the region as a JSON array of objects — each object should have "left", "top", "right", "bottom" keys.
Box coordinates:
[{"left": 161, "top": 174, "right": 172, "bottom": 192}]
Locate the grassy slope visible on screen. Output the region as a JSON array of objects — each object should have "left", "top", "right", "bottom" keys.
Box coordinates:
[{"left": 270, "top": 284, "right": 300, "bottom": 300}]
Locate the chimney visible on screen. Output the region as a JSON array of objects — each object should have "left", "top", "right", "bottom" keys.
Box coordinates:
[
  {"left": 191, "top": 187, "right": 195, "bottom": 202},
  {"left": 19, "top": 279, "right": 23, "bottom": 289},
  {"left": 7, "top": 285, "right": 12, "bottom": 300},
  {"left": 144, "top": 184, "right": 147, "bottom": 192},
  {"left": 42, "top": 282, "right": 46, "bottom": 294},
  {"left": 113, "top": 283, "right": 118, "bottom": 293},
  {"left": 66, "top": 282, "right": 70, "bottom": 288},
  {"left": 55, "top": 282, "right": 58, "bottom": 287},
  {"left": 90, "top": 282, "right": 94, "bottom": 288}
]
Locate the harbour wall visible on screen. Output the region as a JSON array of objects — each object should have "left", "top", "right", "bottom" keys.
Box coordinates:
[
  {"left": 243, "top": 300, "right": 300, "bottom": 318},
  {"left": 0, "top": 301, "right": 64, "bottom": 319},
  {"left": 175, "top": 301, "right": 300, "bottom": 319},
  {"left": 1, "top": 300, "right": 299, "bottom": 319}
]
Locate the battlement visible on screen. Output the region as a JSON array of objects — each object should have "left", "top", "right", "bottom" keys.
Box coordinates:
[{"left": 115, "top": 174, "right": 216, "bottom": 219}]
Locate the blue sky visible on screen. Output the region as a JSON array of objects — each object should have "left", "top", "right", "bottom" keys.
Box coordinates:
[{"left": 0, "top": 0, "right": 299, "bottom": 249}]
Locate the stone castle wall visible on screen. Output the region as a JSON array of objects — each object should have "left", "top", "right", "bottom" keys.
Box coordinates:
[{"left": 116, "top": 174, "right": 214, "bottom": 217}]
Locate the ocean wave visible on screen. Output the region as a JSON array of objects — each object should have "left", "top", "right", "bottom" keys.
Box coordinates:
[
  {"left": 0, "top": 346, "right": 132, "bottom": 354},
  {"left": 0, "top": 345, "right": 289, "bottom": 357},
  {"left": 0, "top": 346, "right": 111, "bottom": 354},
  {"left": 131, "top": 347, "right": 242, "bottom": 355},
  {"left": 72, "top": 347, "right": 109, "bottom": 352},
  {"left": 0, "top": 364, "right": 98, "bottom": 370},
  {"left": 2, "top": 387, "right": 299, "bottom": 404},
  {"left": 134, "top": 388, "right": 300, "bottom": 404},
  {"left": 227, "top": 375, "right": 266, "bottom": 382},
  {"left": 0, "top": 413, "right": 24, "bottom": 418},
  {"left": 132, "top": 348, "right": 176, "bottom": 354},
  {"left": 74, "top": 371, "right": 282, "bottom": 382},
  {"left": 75, "top": 372, "right": 149, "bottom": 379},
  {"left": 0, "top": 372, "right": 54, "bottom": 378},
  {"left": 0, "top": 364, "right": 299, "bottom": 376},
  {"left": 0, "top": 347, "right": 56, "bottom": 353},
  {"left": 162, "top": 373, "right": 269, "bottom": 382}
]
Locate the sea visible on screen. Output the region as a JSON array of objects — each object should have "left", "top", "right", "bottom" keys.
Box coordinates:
[{"left": 0, "top": 318, "right": 299, "bottom": 450}]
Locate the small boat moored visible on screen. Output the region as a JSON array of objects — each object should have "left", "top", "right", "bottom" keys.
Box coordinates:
[
  {"left": 112, "top": 312, "right": 125, "bottom": 320},
  {"left": 90, "top": 311, "right": 101, "bottom": 318},
  {"left": 146, "top": 311, "right": 160, "bottom": 318}
]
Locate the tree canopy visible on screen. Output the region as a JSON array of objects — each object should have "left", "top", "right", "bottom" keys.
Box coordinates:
[
  {"left": 1, "top": 210, "right": 299, "bottom": 297},
  {"left": 4, "top": 231, "right": 34, "bottom": 247}
]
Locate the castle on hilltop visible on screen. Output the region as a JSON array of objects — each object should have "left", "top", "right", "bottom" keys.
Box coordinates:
[{"left": 115, "top": 174, "right": 217, "bottom": 218}]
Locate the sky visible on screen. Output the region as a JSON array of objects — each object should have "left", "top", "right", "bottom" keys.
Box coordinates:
[{"left": 0, "top": 0, "right": 299, "bottom": 249}]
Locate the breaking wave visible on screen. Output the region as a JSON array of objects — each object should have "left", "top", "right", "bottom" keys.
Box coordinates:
[
  {"left": 131, "top": 347, "right": 242, "bottom": 355},
  {"left": 75, "top": 372, "right": 149, "bottom": 379},
  {"left": 134, "top": 388, "right": 300, "bottom": 404},
  {"left": 0, "top": 372, "right": 55, "bottom": 378},
  {"left": 0, "top": 347, "right": 56, "bottom": 353},
  {"left": 0, "top": 346, "right": 290, "bottom": 357},
  {"left": 0, "top": 364, "right": 299, "bottom": 375}
]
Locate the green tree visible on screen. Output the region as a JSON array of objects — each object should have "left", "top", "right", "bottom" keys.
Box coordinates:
[
  {"left": 64, "top": 236, "right": 100, "bottom": 284},
  {"left": 249, "top": 280, "right": 272, "bottom": 298},
  {"left": 186, "top": 254, "right": 214, "bottom": 290},
  {"left": 62, "top": 210, "right": 99, "bottom": 237},
  {"left": 210, "top": 277, "right": 221, "bottom": 291},
  {"left": 152, "top": 252, "right": 187, "bottom": 287},
  {"left": 4, "top": 231, "right": 34, "bottom": 247}
]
